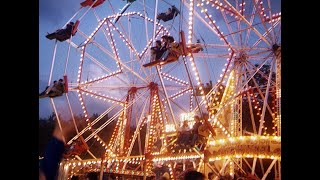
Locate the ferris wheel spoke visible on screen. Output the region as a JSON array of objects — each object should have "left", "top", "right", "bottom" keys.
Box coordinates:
[
  {"left": 275, "top": 23, "right": 281, "bottom": 44},
  {"left": 242, "top": 158, "right": 259, "bottom": 177},
  {"left": 259, "top": 158, "right": 266, "bottom": 177},
  {"left": 221, "top": 0, "right": 270, "bottom": 46},
  {"left": 266, "top": 0, "right": 277, "bottom": 42},
  {"left": 244, "top": 0, "right": 257, "bottom": 48},
  {"left": 76, "top": 30, "right": 122, "bottom": 69},
  {"left": 247, "top": 62, "right": 276, "bottom": 87},
  {"left": 141, "top": 0, "right": 152, "bottom": 71},
  {"left": 252, "top": 0, "right": 274, "bottom": 44},
  {"left": 108, "top": 20, "right": 140, "bottom": 59},
  {"left": 184, "top": 1, "right": 219, "bottom": 37},
  {"left": 193, "top": 53, "right": 232, "bottom": 59},
  {"left": 245, "top": 90, "right": 258, "bottom": 134},
  {"left": 249, "top": 19, "right": 280, "bottom": 52},
  {"left": 98, "top": 24, "right": 132, "bottom": 83},
  {"left": 244, "top": 64, "right": 275, "bottom": 120},
  {"left": 220, "top": 6, "right": 239, "bottom": 47},
  {"left": 156, "top": 66, "right": 178, "bottom": 127},
  {"left": 67, "top": 101, "right": 120, "bottom": 144},
  {"left": 106, "top": 0, "right": 134, "bottom": 47},
  {"left": 125, "top": 97, "right": 149, "bottom": 157},
  {"left": 75, "top": 47, "right": 129, "bottom": 86},
  {"left": 256, "top": 62, "right": 274, "bottom": 135},
  {"left": 83, "top": 33, "right": 149, "bottom": 84},
  {"left": 65, "top": 94, "right": 80, "bottom": 134},
  {"left": 85, "top": 89, "right": 149, "bottom": 143},
  {"left": 161, "top": 72, "right": 189, "bottom": 86},
  {"left": 85, "top": 107, "right": 127, "bottom": 141},
  {"left": 248, "top": 65, "right": 275, "bottom": 126},
  {"left": 80, "top": 88, "right": 124, "bottom": 103},
  {"left": 210, "top": 59, "right": 268, "bottom": 121}
]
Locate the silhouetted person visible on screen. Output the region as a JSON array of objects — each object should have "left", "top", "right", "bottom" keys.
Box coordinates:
[
  {"left": 150, "top": 40, "right": 162, "bottom": 61},
  {"left": 176, "top": 120, "right": 191, "bottom": 147},
  {"left": 39, "top": 121, "right": 73, "bottom": 180},
  {"left": 190, "top": 115, "right": 202, "bottom": 146},
  {"left": 208, "top": 172, "right": 214, "bottom": 180},
  {"left": 160, "top": 35, "right": 175, "bottom": 61},
  {"left": 86, "top": 172, "right": 98, "bottom": 180},
  {"left": 184, "top": 170, "right": 205, "bottom": 180}
]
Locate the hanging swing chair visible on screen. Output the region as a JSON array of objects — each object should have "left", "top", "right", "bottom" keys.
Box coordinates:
[
  {"left": 157, "top": 5, "right": 180, "bottom": 22},
  {"left": 143, "top": 31, "right": 188, "bottom": 68},
  {"left": 46, "top": 20, "right": 80, "bottom": 42}
]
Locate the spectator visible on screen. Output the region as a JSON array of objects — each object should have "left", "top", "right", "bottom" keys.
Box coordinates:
[
  {"left": 208, "top": 172, "right": 214, "bottom": 180},
  {"left": 176, "top": 120, "right": 191, "bottom": 147},
  {"left": 184, "top": 170, "right": 205, "bottom": 180},
  {"left": 39, "top": 121, "right": 73, "bottom": 180},
  {"left": 190, "top": 115, "right": 202, "bottom": 146}
]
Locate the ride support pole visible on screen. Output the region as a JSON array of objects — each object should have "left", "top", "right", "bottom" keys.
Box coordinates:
[{"left": 99, "top": 154, "right": 105, "bottom": 180}]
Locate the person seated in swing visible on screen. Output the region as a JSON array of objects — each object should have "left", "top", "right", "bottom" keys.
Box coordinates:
[
  {"left": 150, "top": 40, "right": 163, "bottom": 62},
  {"left": 176, "top": 120, "right": 191, "bottom": 148},
  {"left": 160, "top": 36, "right": 180, "bottom": 63},
  {"left": 143, "top": 36, "right": 170, "bottom": 67},
  {"left": 190, "top": 115, "right": 203, "bottom": 147},
  {"left": 46, "top": 22, "right": 76, "bottom": 42},
  {"left": 39, "top": 79, "right": 65, "bottom": 98},
  {"left": 56, "top": 78, "right": 65, "bottom": 93},
  {"left": 157, "top": 6, "right": 180, "bottom": 22},
  {"left": 160, "top": 35, "right": 169, "bottom": 51},
  {"left": 154, "top": 35, "right": 170, "bottom": 61}
]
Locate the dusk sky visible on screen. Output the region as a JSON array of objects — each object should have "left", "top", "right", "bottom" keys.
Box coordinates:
[{"left": 39, "top": 0, "right": 281, "bottom": 120}]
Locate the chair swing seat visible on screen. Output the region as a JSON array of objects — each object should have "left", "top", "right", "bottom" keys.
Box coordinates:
[
  {"left": 71, "top": 20, "right": 80, "bottom": 36},
  {"left": 56, "top": 34, "right": 71, "bottom": 42},
  {"left": 143, "top": 55, "right": 179, "bottom": 68},
  {"left": 80, "top": 0, "right": 105, "bottom": 8},
  {"left": 46, "top": 31, "right": 71, "bottom": 42},
  {"left": 45, "top": 33, "right": 57, "bottom": 40},
  {"left": 187, "top": 44, "right": 204, "bottom": 53},
  {"left": 157, "top": 6, "right": 180, "bottom": 22}
]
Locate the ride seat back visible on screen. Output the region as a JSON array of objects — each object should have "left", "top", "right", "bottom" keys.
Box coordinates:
[{"left": 72, "top": 20, "right": 80, "bottom": 36}]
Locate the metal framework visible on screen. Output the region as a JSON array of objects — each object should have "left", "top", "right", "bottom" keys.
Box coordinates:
[{"left": 40, "top": 0, "right": 281, "bottom": 179}]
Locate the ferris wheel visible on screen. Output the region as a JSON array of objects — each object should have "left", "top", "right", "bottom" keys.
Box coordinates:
[{"left": 40, "top": 0, "right": 281, "bottom": 179}]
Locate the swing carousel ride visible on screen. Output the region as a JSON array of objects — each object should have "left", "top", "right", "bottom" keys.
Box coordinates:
[{"left": 39, "top": 0, "right": 281, "bottom": 179}]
